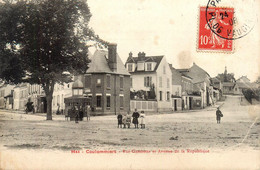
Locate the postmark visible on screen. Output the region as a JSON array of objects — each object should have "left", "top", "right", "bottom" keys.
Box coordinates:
[
  {"left": 206, "top": 0, "right": 256, "bottom": 40},
  {"left": 198, "top": 0, "right": 257, "bottom": 52},
  {"left": 198, "top": 6, "right": 233, "bottom": 52}
]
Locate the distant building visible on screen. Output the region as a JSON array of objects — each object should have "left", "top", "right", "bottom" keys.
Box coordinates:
[
  {"left": 170, "top": 65, "right": 182, "bottom": 111},
  {"left": 0, "top": 84, "right": 15, "bottom": 109},
  {"left": 179, "top": 63, "right": 212, "bottom": 108},
  {"left": 83, "top": 44, "right": 131, "bottom": 115},
  {"left": 52, "top": 82, "right": 73, "bottom": 114},
  {"left": 125, "top": 52, "right": 172, "bottom": 112},
  {"left": 13, "top": 83, "right": 28, "bottom": 110}
]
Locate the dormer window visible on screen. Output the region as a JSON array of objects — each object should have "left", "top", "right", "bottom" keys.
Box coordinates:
[
  {"left": 147, "top": 63, "right": 152, "bottom": 71},
  {"left": 137, "top": 62, "right": 145, "bottom": 71},
  {"left": 127, "top": 63, "right": 133, "bottom": 72}
]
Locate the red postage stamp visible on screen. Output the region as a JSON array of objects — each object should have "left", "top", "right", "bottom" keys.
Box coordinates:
[{"left": 198, "top": 7, "right": 234, "bottom": 52}]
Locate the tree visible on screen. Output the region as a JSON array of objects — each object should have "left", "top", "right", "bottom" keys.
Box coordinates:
[
  {"left": 0, "top": 0, "right": 106, "bottom": 120},
  {"left": 148, "top": 83, "right": 156, "bottom": 99}
]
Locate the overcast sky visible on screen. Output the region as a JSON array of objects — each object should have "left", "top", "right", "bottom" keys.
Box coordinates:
[{"left": 87, "top": 0, "right": 260, "bottom": 81}]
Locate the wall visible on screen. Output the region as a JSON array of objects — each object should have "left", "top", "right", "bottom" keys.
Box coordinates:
[{"left": 156, "top": 57, "right": 172, "bottom": 111}]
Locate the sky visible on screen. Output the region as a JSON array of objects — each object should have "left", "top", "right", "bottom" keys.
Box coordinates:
[{"left": 87, "top": 0, "right": 260, "bottom": 81}]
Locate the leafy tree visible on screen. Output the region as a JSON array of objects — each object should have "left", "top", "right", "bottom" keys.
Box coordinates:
[
  {"left": 148, "top": 83, "right": 156, "bottom": 99},
  {"left": 0, "top": 0, "right": 107, "bottom": 120}
]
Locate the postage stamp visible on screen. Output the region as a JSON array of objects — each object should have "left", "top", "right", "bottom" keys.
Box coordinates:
[{"left": 198, "top": 6, "right": 234, "bottom": 52}]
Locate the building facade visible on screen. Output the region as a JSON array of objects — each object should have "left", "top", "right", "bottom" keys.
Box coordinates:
[
  {"left": 0, "top": 84, "right": 15, "bottom": 109},
  {"left": 125, "top": 52, "right": 172, "bottom": 112},
  {"left": 83, "top": 44, "right": 131, "bottom": 115}
]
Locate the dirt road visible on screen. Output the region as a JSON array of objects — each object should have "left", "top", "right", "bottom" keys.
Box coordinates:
[{"left": 0, "top": 95, "right": 259, "bottom": 169}]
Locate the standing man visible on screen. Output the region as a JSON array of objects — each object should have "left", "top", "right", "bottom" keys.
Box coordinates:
[
  {"left": 132, "top": 109, "right": 140, "bottom": 129},
  {"left": 216, "top": 107, "right": 223, "bottom": 124}
]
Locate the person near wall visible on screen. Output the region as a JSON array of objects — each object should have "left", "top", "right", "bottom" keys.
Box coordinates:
[
  {"left": 132, "top": 109, "right": 140, "bottom": 129},
  {"left": 117, "top": 113, "right": 123, "bottom": 128},
  {"left": 216, "top": 107, "right": 223, "bottom": 124}
]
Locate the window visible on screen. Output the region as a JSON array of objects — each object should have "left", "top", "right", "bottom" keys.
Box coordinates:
[
  {"left": 97, "top": 79, "right": 101, "bottom": 86},
  {"left": 128, "top": 64, "right": 133, "bottom": 72},
  {"left": 106, "top": 75, "right": 111, "bottom": 88},
  {"left": 147, "top": 63, "right": 152, "bottom": 71},
  {"left": 130, "top": 77, "right": 133, "bottom": 87},
  {"left": 144, "top": 76, "right": 152, "bottom": 87},
  {"left": 120, "top": 76, "right": 124, "bottom": 89},
  {"left": 85, "top": 75, "right": 91, "bottom": 88},
  {"left": 167, "top": 78, "right": 170, "bottom": 88},
  {"left": 120, "top": 96, "right": 124, "bottom": 108},
  {"left": 163, "top": 66, "right": 166, "bottom": 74},
  {"left": 159, "top": 91, "right": 163, "bottom": 101},
  {"left": 106, "top": 96, "right": 110, "bottom": 108},
  {"left": 137, "top": 62, "right": 145, "bottom": 71},
  {"left": 97, "top": 96, "right": 101, "bottom": 107},
  {"left": 166, "top": 92, "right": 170, "bottom": 101},
  {"left": 159, "top": 77, "right": 162, "bottom": 87}
]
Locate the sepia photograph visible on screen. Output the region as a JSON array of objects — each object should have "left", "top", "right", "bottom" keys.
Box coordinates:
[{"left": 0, "top": 0, "right": 259, "bottom": 169}]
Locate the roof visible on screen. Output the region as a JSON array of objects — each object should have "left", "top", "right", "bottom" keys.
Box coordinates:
[
  {"left": 185, "top": 63, "right": 211, "bottom": 83},
  {"left": 86, "top": 50, "right": 130, "bottom": 76},
  {"left": 125, "top": 55, "right": 164, "bottom": 73},
  {"left": 237, "top": 76, "right": 250, "bottom": 82},
  {"left": 72, "top": 79, "right": 83, "bottom": 89}
]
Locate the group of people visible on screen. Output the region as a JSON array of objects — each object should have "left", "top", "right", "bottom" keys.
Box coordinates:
[
  {"left": 65, "top": 105, "right": 91, "bottom": 123},
  {"left": 117, "top": 109, "right": 145, "bottom": 129}
]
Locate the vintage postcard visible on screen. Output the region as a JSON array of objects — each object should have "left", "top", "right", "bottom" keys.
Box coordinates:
[{"left": 0, "top": 0, "right": 259, "bottom": 170}]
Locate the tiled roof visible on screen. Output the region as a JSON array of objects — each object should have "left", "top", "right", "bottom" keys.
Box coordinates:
[
  {"left": 86, "top": 50, "right": 130, "bottom": 76},
  {"left": 125, "top": 55, "right": 163, "bottom": 73},
  {"left": 185, "top": 63, "right": 210, "bottom": 83}
]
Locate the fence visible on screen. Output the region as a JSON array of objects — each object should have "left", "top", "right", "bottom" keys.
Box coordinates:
[{"left": 130, "top": 100, "right": 157, "bottom": 112}]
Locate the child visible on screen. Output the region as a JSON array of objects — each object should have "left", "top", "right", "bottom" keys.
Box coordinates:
[
  {"left": 122, "top": 114, "right": 127, "bottom": 128},
  {"left": 125, "top": 113, "right": 131, "bottom": 128},
  {"left": 140, "top": 111, "right": 145, "bottom": 129},
  {"left": 117, "top": 113, "right": 123, "bottom": 128}
]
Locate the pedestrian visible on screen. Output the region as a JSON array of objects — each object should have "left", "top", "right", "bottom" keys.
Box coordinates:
[
  {"left": 86, "top": 105, "right": 91, "bottom": 121},
  {"left": 74, "top": 106, "right": 79, "bottom": 123},
  {"left": 84, "top": 105, "right": 90, "bottom": 121},
  {"left": 216, "top": 107, "right": 223, "bottom": 124},
  {"left": 122, "top": 114, "right": 127, "bottom": 128},
  {"left": 126, "top": 112, "right": 131, "bottom": 128},
  {"left": 140, "top": 111, "right": 145, "bottom": 129},
  {"left": 117, "top": 113, "right": 123, "bottom": 128},
  {"left": 132, "top": 108, "right": 140, "bottom": 129}
]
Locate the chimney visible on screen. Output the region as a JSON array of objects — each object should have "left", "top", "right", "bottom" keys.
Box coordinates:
[
  {"left": 138, "top": 52, "right": 146, "bottom": 60},
  {"left": 108, "top": 43, "right": 117, "bottom": 72},
  {"left": 129, "top": 52, "right": 133, "bottom": 58}
]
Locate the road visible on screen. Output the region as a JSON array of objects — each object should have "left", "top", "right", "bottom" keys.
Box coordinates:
[{"left": 0, "top": 95, "right": 259, "bottom": 170}]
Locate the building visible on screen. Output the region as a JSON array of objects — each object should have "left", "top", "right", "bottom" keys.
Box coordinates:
[
  {"left": 125, "top": 52, "right": 172, "bottom": 112},
  {"left": 170, "top": 65, "right": 182, "bottom": 111},
  {"left": 52, "top": 82, "right": 73, "bottom": 114},
  {"left": 179, "top": 63, "right": 212, "bottom": 108},
  {"left": 13, "top": 83, "right": 28, "bottom": 110},
  {"left": 0, "top": 84, "right": 15, "bottom": 109},
  {"left": 83, "top": 44, "right": 131, "bottom": 115}
]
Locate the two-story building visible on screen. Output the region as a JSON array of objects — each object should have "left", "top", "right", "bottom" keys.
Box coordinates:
[
  {"left": 83, "top": 43, "right": 131, "bottom": 115},
  {"left": 125, "top": 52, "right": 172, "bottom": 112}
]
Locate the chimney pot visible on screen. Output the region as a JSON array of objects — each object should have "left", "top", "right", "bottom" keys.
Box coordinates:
[{"left": 108, "top": 43, "right": 117, "bottom": 72}]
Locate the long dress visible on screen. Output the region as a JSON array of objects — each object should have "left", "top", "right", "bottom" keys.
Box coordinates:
[{"left": 132, "top": 112, "right": 140, "bottom": 124}]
